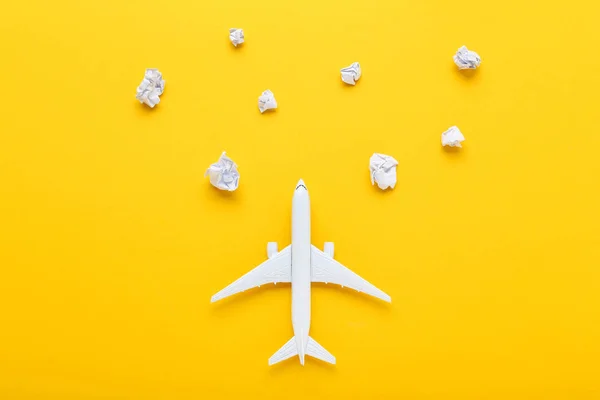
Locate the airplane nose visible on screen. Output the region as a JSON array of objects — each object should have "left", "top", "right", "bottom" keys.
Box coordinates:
[{"left": 296, "top": 179, "right": 307, "bottom": 191}]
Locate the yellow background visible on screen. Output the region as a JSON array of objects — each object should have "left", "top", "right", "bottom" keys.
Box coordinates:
[{"left": 1, "top": 0, "right": 599, "bottom": 398}]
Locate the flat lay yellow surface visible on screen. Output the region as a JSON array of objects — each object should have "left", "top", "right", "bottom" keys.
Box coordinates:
[{"left": 1, "top": 0, "right": 600, "bottom": 398}]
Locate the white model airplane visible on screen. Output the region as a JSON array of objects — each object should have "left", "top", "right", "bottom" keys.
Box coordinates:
[{"left": 211, "top": 179, "right": 391, "bottom": 366}]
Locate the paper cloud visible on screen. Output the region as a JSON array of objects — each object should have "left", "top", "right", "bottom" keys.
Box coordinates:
[
  {"left": 258, "top": 90, "right": 277, "bottom": 113},
  {"left": 205, "top": 152, "right": 240, "bottom": 191},
  {"left": 136, "top": 68, "right": 165, "bottom": 108},
  {"left": 341, "top": 62, "right": 361, "bottom": 85},
  {"left": 369, "top": 153, "right": 398, "bottom": 190},
  {"left": 441, "top": 126, "right": 465, "bottom": 147},
  {"left": 453, "top": 46, "right": 481, "bottom": 70},
  {"left": 229, "top": 28, "right": 245, "bottom": 47}
]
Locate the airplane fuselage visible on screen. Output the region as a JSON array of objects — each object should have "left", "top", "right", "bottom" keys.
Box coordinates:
[{"left": 291, "top": 181, "right": 311, "bottom": 365}]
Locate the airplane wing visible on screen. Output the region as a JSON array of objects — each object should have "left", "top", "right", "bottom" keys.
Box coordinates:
[
  {"left": 310, "top": 245, "right": 391, "bottom": 303},
  {"left": 211, "top": 245, "right": 292, "bottom": 303}
]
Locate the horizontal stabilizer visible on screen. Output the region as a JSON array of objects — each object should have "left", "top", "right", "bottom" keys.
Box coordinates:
[
  {"left": 306, "top": 336, "right": 336, "bottom": 364},
  {"left": 268, "top": 337, "right": 297, "bottom": 366}
]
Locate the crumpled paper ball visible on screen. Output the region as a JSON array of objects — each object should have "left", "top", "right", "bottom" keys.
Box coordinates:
[
  {"left": 453, "top": 46, "right": 481, "bottom": 70},
  {"left": 229, "top": 28, "right": 244, "bottom": 47},
  {"left": 369, "top": 153, "right": 398, "bottom": 190},
  {"left": 340, "top": 62, "right": 362, "bottom": 85},
  {"left": 205, "top": 152, "right": 240, "bottom": 191},
  {"left": 441, "top": 126, "right": 465, "bottom": 147},
  {"left": 258, "top": 90, "right": 277, "bottom": 113},
  {"left": 136, "top": 68, "right": 165, "bottom": 108}
]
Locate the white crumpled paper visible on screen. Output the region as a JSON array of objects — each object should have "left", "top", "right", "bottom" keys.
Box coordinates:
[
  {"left": 453, "top": 46, "right": 481, "bottom": 70},
  {"left": 229, "top": 28, "right": 244, "bottom": 47},
  {"left": 341, "top": 62, "right": 361, "bottom": 85},
  {"left": 136, "top": 68, "right": 165, "bottom": 108},
  {"left": 369, "top": 153, "right": 398, "bottom": 190},
  {"left": 441, "top": 126, "right": 465, "bottom": 147},
  {"left": 258, "top": 90, "right": 277, "bottom": 113},
  {"left": 205, "top": 152, "right": 240, "bottom": 191}
]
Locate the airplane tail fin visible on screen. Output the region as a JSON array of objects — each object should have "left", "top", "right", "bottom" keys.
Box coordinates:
[{"left": 268, "top": 336, "right": 336, "bottom": 366}]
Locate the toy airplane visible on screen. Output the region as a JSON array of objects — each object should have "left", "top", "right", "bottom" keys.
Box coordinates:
[{"left": 211, "top": 179, "right": 391, "bottom": 366}]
